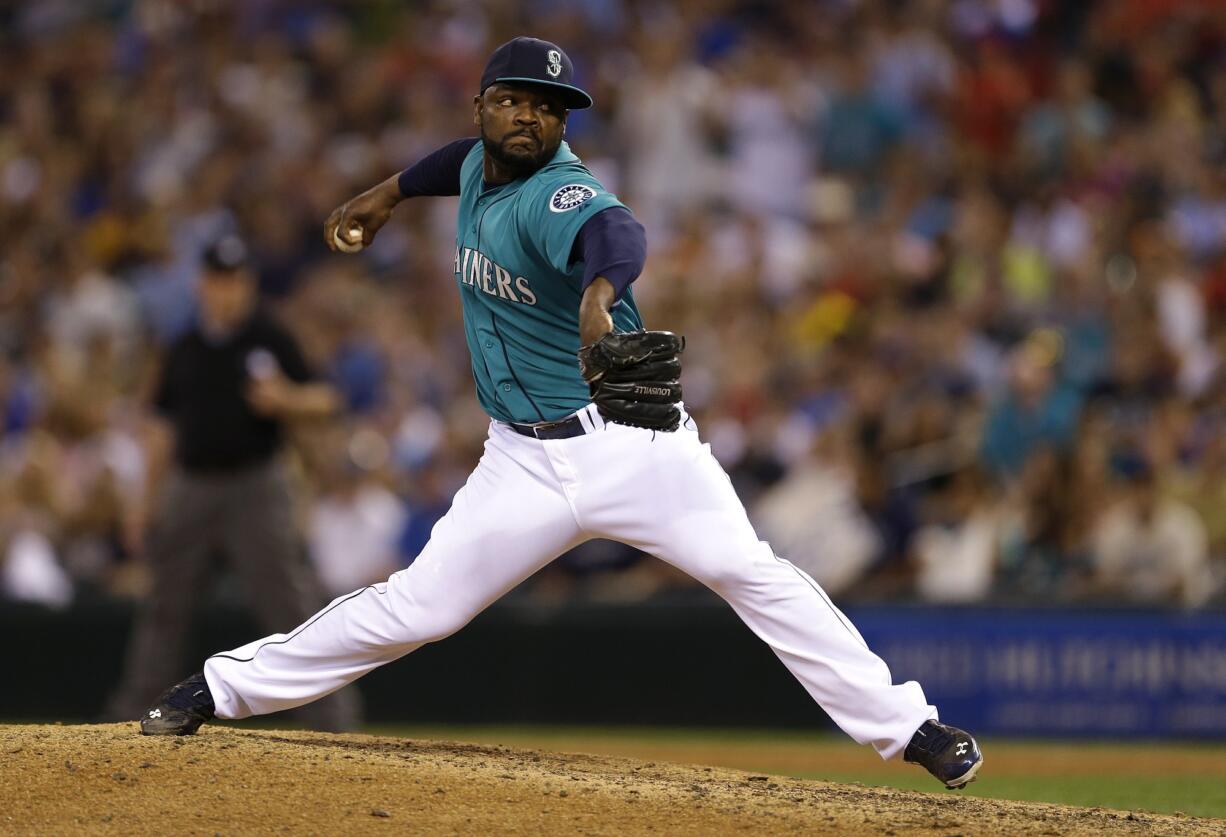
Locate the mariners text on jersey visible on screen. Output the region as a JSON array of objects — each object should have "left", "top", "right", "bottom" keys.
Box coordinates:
[{"left": 454, "top": 246, "right": 538, "bottom": 305}]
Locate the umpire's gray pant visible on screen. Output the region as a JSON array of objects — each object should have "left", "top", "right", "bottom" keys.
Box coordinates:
[{"left": 106, "top": 457, "right": 359, "bottom": 731}]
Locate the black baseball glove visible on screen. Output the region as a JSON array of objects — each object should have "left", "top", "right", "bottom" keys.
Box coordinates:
[{"left": 578, "top": 330, "right": 685, "bottom": 431}]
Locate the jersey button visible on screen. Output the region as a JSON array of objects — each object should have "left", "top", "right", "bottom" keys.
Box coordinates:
[
  {"left": 484, "top": 340, "right": 494, "bottom": 349},
  {"left": 502, "top": 383, "right": 512, "bottom": 392}
]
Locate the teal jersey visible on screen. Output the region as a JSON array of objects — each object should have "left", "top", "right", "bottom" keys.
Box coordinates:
[{"left": 452, "top": 140, "right": 643, "bottom": 423}]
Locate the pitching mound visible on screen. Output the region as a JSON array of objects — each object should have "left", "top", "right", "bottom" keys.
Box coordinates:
[{"left": 1, "top": 724, "right": 1219, "bottom": 835}]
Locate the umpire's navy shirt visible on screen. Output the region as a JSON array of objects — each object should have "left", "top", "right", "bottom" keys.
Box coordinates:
[{"left": 154, "top": 307, "right": 313, "bottom": 473}]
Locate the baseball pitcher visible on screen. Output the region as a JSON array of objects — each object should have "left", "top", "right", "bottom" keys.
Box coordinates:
[{"left": 140, "top": 37, "right": 982, "bottom": 789}]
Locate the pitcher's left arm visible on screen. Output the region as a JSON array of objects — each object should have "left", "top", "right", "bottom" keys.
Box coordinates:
[{"left": 574, "top": 210, "right": 684, "bottom": 431}]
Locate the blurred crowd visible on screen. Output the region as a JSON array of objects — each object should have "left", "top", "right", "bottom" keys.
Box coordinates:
[{"left": 3, "top": 0, "right": 1226, "bottom": 611}]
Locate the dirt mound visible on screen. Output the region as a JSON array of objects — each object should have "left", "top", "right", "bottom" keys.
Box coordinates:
[{"left": 0, "top": 724, "right": 1219, "bottom": 836}]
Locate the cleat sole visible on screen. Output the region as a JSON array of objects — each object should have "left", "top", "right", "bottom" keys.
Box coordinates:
[{"left": 944, "top": 757, "right": 983, "bottom": 789}]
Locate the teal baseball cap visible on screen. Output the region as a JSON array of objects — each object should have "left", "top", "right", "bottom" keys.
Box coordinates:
[{"left": 479, "top": 36, "right": 593, "bottom": 110}]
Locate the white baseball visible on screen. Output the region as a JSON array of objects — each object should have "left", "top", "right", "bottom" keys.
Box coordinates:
[{"left": 333, "top": 222, "right": 365, "bottom": 253}]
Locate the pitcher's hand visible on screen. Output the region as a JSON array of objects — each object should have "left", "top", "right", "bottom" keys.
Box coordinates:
[{"left": 323, "top": 174, "right": 403, "bottom": 252}]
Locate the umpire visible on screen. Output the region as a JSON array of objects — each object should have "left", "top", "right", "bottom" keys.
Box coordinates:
[{"left": 105, "top": 234, "right": 358, "bottom": 731}]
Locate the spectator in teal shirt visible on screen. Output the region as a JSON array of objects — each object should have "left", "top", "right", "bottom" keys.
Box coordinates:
[{"left": 981, "top": 343, "right": 1082, "bottom": 478}]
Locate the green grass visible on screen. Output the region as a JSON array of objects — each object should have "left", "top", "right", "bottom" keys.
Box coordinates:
[
  {"left": 792, "top": 770, "right": 1226, "bottom": 819},
  {"left": 367, "top": 724, "right": 1226, "bottom": 820}
]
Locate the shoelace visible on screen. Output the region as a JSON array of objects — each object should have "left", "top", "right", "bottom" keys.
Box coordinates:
[
  {"left": 164, "top": 676, "right": 214, "bottom": 713},
  {"left": 910, "top": 723, "right": 955, "bottom": 758}
]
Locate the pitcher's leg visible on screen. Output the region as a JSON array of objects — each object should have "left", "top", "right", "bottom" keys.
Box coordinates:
[
  {"left": 572, "top": 422, "right": 934, "bottom": 758},
  {"left": 203, "top": 428, "right": 583, "bottom": 720},
  {"left": 679, "top": 531, "right": 933, "bottom": 758}
]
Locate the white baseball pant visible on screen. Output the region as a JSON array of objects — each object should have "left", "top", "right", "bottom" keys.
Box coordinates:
[{"left": 204, "top": 404, "right": 936, "bottom": 758}]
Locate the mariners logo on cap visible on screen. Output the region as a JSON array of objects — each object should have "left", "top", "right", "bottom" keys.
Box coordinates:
[
  {"left": 550, "top": 183, "right": 596, "bottom": 213},
  {"left": 546, "top": 49, "right": 562, "bottom": 78}
]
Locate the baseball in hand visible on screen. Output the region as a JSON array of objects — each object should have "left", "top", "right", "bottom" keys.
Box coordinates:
[{"left": 333, "top": 221, "right": 365, "bottom": 253}]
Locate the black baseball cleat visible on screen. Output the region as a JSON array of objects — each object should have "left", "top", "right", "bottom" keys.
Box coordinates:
[
  {"left": 904, "top": 719, "right": 983, "bottom": 789},
  {"left": 140, "top": 672, "right": 216, "bottom": 736}
]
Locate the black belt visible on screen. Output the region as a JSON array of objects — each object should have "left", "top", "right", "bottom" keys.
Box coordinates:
[{"left": 507, "top": 415, "right": 588, "bottom": 440}]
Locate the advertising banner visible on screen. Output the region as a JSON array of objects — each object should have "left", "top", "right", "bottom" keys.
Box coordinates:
[{"left": 851, "top": 607, "right": 1226, "bottom": 737}]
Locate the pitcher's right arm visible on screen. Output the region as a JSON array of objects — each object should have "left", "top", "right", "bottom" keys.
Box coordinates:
[{"left": 324, "top": 137, "right": 478, "bottom": 251}]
